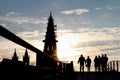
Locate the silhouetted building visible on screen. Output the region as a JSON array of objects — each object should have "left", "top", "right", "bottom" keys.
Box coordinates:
[
  {"left": 12, "top": 49, "right": 18, "bottom": 63},
  {"left": 1, "top": 20, "right": 74, "bottom": 80},
  {"left": 35, "top": 12, "right": 58, "bottom": 68},
  {"left": 0, "top": 13, "right": 120, "bottom": 80},
  {"left": 23, "top": 49, "right": 30, "bottom": 65},
  {"left": 1, "top": 49, "right": 30, "bottom": 66},
  {"left": 43, "top": 12, "right": 58, "bottom": 59}
]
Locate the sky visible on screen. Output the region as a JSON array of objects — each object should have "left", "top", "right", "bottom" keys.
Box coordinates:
[{"left": 0, "top": 0, "right": 120, "bottom": 71}]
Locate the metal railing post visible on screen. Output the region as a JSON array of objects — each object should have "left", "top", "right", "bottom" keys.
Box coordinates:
[{"left": 116, "top": 61, "right": 119, "bottom": 72}]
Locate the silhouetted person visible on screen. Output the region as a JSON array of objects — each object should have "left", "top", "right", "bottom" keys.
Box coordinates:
[
  {"left": 103, "top": 54, "right": 108, "bottom": 71},
  {"left": 94, "top": 56, "right": 98, "bottom": 72},
  {"left": 85, "top": 56, "right": 91, "bottom": 72},
  {"left": 101, "top": 54, "right": 105, "bottom": 72},
  {"left": 78, "top": 55, "right": 85, "bottom": 72},
  {"left": 97, "top": 55, "right": 101, "bottom": 72}
]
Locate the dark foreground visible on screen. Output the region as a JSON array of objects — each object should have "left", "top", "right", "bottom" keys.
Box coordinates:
[
  {"left": 0, "top": 64, "right": 120, "bottom": 80},
  {"left": 41, "top": 72, "right": 120, "bottom": 80},
  {"left": 0, "top": 68, "right": 120, "bottom": 80},
  {"left": 74, "top": 72, "right": 120, "bottom": 80}
]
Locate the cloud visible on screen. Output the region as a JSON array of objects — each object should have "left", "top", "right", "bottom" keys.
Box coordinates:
[
  {"left": 95, "top": 8, "right": 101, "bottom": 10},
  {"left": 77, "top": 27, "right": 120, "bottom": 36},
  {"left": 63, "top": 27, "right": 120, "bottom": 59},
  {"left": 107, "top": 5, "right": 120, "bottom": 10},
  {"left": 6, "top": 11, "right": 21, "bottom": 17},
  {"left": 0, "top": 16, "right": 47, "bottom": 25},
  {"left": 80, "top": 22, "right": 92, "bottom": 24},
  {"left": 0, "top": 11, "right": 47, "bottom": 25},
  {"left": 57, "top": 27, "right": 120, "bottom": 46},
  {"left": 16, "top": 30, "right": 40, "bottom": 38},
  {"left": 0, "top": 23, "right": 7, "bottom": 27},
  {"left": 107, "top": 6, "right": 115, "bottom": 10},
  {"left": 0, "top": 40, "right": 25, "bottom": 59},
  {"left": 100, "top": 46, "right": 120, "bottom": 52},
  {"left": 76, "top": 40, "right": 120, "bottom": 48},
  {"left": 58, "top": 29, "right": 73, "bottom": 33},
  {"left": 61, "top": 8, "right": 89, "bottom": 15}
]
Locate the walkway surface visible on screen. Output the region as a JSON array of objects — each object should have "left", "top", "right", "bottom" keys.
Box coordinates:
[
  {"left": 74, "top": 72, "right": 120, "bottom": 80},
  {"left": 42, "top": 71, "right": 120, "bottom": 80}
]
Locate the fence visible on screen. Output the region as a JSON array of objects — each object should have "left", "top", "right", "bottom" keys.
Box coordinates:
[{"left": 107, "top": 60, "right": 120, "bottom": 72}]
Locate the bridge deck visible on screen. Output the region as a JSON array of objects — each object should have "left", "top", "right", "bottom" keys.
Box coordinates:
[
  {"left": 1, "top": 25, "right": 120, "bottom": 80},
  {"left": 41, "top": 71, "right": 120, "bottom": 80},
  {"left": 74, "top": 72, "right": 120, "bottom": 80}
]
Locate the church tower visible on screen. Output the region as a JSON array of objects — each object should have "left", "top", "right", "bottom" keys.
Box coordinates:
[
  {"left": 23, "top": 49, "right": 29, "bottom": 65},
  {"left": 43, "top": 12, "right": 58, "bottom": 59},
  {"left": 12, "top": 49, "right": 18, "bottom": 62}
]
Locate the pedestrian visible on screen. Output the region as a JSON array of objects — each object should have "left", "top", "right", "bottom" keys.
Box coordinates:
[
  {"left": 94, "top": 56, "right": 98, "bottom": 72},
  {"left": 103, "top": 54, "right": 108, "bottom": 71},
  {"left": 78, "top": 54, "right": 85, "bottom": 72},
  {"left": 85, "top": 56, "right": 91, "bottom": 72}
]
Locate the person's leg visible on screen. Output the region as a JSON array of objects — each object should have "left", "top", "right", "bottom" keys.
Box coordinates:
[
  {"left": 83, "top": 65, "right": 84, "bottom": 72},
  {"left": 89, "top": 67, "right": 90, "bottom": 72},
  {"left": 80, "top": 65, "right": 81, "bottom": 72}
]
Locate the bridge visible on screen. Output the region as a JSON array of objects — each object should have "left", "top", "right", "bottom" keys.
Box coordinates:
[
  {"left": 0, "top": 25, "right": 120, "bottom": 80},
  {"left": 0, "top": 25, "right": 74, "bottom": 80}
]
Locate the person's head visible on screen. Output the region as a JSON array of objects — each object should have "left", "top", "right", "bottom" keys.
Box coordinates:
[
  {"left": 87, "top": 56, "right": 89, "bottom": 58},
  {"left": 102, "top": 54, "right": 104, "bottom": 57},
  {"left": 81, "top": 54, "right": 83, "bottom": 57},
  {"left": 98, "top": 55, "right": 100, "bottom": 58},
  {"left": 104, "top": 54, "right": 107, "bottom": 57}
]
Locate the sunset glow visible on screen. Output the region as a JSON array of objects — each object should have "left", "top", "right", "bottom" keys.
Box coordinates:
[
  {"left": 57, "top": 35, "right": 77, "bottom": 62},
  {"left": 0, "top": 0, "right": 120, "bottom": 72}
]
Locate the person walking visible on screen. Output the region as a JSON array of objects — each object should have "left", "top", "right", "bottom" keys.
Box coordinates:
[
  {"left": 78, "top": 54, "right": 85, "bottom": 72},
  {"left": 85, "top": 56, "right": 91, "bottom": 72},
  {"left": 94, "top": 56, "right": 98, "bottom": 72},
  {"left": 103, "top": 54, "right": 108, "bottom": 71},
  {"left": 97, "top": 55, "right": 101, "bottom": 72}
]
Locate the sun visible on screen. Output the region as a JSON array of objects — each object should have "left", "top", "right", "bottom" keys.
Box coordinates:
[{"left": 57, "top": 35, "right": 78, "bottom": 62}]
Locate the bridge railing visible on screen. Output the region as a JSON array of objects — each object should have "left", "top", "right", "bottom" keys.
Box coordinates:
[
  {"left": 0, "top": 25, "right": 74, "bottom": 75},
  {"left": 107, "top": 60, "right": 120, "bottom": 72}
]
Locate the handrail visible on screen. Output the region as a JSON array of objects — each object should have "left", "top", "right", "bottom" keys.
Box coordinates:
[
  {"left": 0, "top": 25, "right": 74, "bottom": 75},
  {"left": 0, "top": 25, "right": 65, "bottom": 64},
  {"left": 107, "top": 60, "right": 120, "bottom": 72}
]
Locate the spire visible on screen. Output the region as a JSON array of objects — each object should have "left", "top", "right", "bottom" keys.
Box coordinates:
[
  {"left": 43, "top": 12, "right": 58, "bottom": 59},
  {"left": 23, "top": 49, "right": 29, "bottom": 65},
  {"left": 48, "top": 11, "right": 53, "bottom": 21},
  {"left": 24, "top": 49, "right": 29, "bottom": 57},
  {"left": 50, "top": 11, "right": 52, "bottom": 17},
  {"left": 13, "top": 48, "right": 17, "bottom": 58},
  {"left": 12, "top": 48, "right": 18, "bottom": 62}
]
